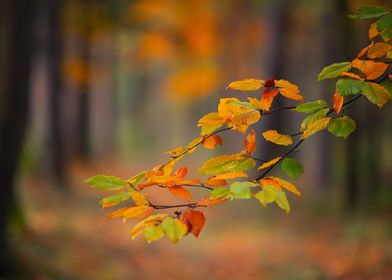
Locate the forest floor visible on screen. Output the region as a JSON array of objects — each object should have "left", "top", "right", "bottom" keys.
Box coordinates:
[{"left": 14, "top": 160, "right": 392, "bottom": 280}]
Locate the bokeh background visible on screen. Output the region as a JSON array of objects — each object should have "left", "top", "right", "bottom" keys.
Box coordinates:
[{"left": 1, "top": 0, "right": 392, "bottom": 279}]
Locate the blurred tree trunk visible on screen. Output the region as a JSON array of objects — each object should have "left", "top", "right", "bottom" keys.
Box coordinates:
[
  {"left": 47, "top": 0, "right": 68, "bottom": 189},
  {"left": 0, "top": 0, "right": 35, "bottom": 276}
]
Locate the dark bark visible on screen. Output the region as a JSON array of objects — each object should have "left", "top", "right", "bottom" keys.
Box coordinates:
[
  {"left": 47, "top": 0, "right": 68, "bottom": 189},
  {"left": 0, "top": 0, "right": 36, "bottom": 276}
]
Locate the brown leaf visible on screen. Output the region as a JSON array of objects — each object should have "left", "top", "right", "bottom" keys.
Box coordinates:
[
  {"left": 244, "top": 129, "right": 257, "bottom": 154},
  {"left": 181, "top": 210, "right": 206, "bottom": 237}
]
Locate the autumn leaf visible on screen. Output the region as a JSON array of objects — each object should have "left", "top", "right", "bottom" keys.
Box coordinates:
[
  {"left": 161, "top": 217, "right": 188, "bottom": 243},
  {"left": 204, "top": 178, "right": 228, "bottom": 187},
  {"left": 209, "top": 187, "right": 231, "bottom": 199},
  {"left": 342, "top": 72, "right": 363, "bottom": 80},
  {"left": 202, "top": 134, "right": 223, "bottom": 149},
  {"left": 143, "top": 225, "right": 164, "bottom": 243},
  {"left": 212, "top": 172, "right": 248, "bottom": 180},
  {"left": 199, "top": 154, "right": 256, "bottom": 175},
  {"left": 128, "top": 172, "right": 146, "bottom": 189},
  {"left": 197, "top": 197, "right": 226, "bottom": 206},
  {"left": 357, "top": 42, "right": 374, "bottom": 58},
  {"left": 229, "top": 181, "right": 258, "bottom": 199},
  {"left": 244, "top": 129, "right": 256, "bottom": 154},
  {"left": 173, "top": 167, "right": 188, "bottom": 178},
  {"left": 351, "top": 59, "right": 388, "bottom": 80},
  {"left": 131, "top": 191, "right": 149, "bottom": 206},
  {"left": 259, "top": 177, "right": 281, "bottom": 189},
  {"left": 257, "top": 157, "right": 282, "bottom": 170},
  {"left": 369, "top": 23, "right": 379, "bottom": 40},
  {"left": 262, "top": 130, "right": 293, "bottom": 146},
  {"left": 300, "top": 108, "right": 329, "bottom": 131},
  {"left": 167, "top": 186, "right": 192, "bottom": 201},
  {"left": 255, "top": 185, "right": 290, "bottom": 213},
  {"left": 248, "top": 97, "right": 263, "bottom": 110},
  {"left": 367, "top": 42, "right": 392, "bottom": 58},
  {"left": 226, "top": 78, "right": 265, "bottom": 91},
  {"left": 100, "top": 192, "right": 132, "bottom": 208},
  {"left": 333, "top": 90, "right": 344, "bottom": 114},
  {"left": 106, "top": 206, "right": 153, "bottom": 219},
  {"left": 197, "top": 112, "right": 225, "bottom": 126},
  {"left": 275, "top": 79, "right": 304, "bottom": 101},
  {"left": 270, "top": 176, "right": 301, "bottom": 196},
  {"left": 301, "top": 117, "right": 331, "bottom": 139},
  {"left": 182, "top": 210, "right": 206, "bottom": 237},
  {"left": 261, "top": 89, "right": 279, "bottom": 111},
  {"left": 131, "top": 214, "right": 168, "bottom": 239},
  {"left": 361, "top": 82, "right": 390, "bottom": 108}
]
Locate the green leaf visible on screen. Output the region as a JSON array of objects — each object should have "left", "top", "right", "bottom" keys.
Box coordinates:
[
  {"left": 280, "top": 158, "right": 304, "bottom": 180},
  {"left": 300, "top": 108, "right": 329, "bottom": 131},
  {"left": 361, "top": 82, "right": 390, "bottom": 108},
  {"left": 327, "top": 116, "right": 356, "bottom": 139},
  {"left": 348, "top": 5, "right": 390, "bottom": 19},
  {"left": 100, "top": 192, "right": 132, "bottom": 207},
  {"left": 199, "top": 154, "right": 256, "bottom": 175},
  {"left": 143, "top": 225, "right": 164, "bottom": 243},
  {"left": 376, "top": 14, "right": 392, "bottom": 41},
  {"left": 381, "top": 81, "right": 392, "bottom": 98},
  {"left": 229, "top": 181, "right": 257, "bottom": 199},
  {"left": 128, "top": 172, "right": 146, "bottom": 189},
  {"left": 294, "top": 100, "right": 328, "bottom": 113},
  {"left": 161, "top": 217, "right": 188, "bottom": 243},
  {"left": 85, "top": 175, "right": 128, "bottom": 191},
  {"left": 336, "top": 79, "right": 365, "bottom": 96},
  {"left": 210, "top": 187, "right": 231, "bottom": 199},
  {"left": 255, "top": 185, "right": 290, "bottom": 213},
  {"left": 317, "top": 62, "right": 352, "bottom": 81}
]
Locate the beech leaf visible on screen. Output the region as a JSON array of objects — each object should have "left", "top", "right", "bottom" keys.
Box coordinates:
[{"left": 280, "top": 158, "right": 304, "bottom": 180}]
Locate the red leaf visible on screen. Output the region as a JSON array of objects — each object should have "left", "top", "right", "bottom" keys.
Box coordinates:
[
  {"left": 181, "top": 210, "right": 206, "bottom": 237},
  {"left": 264, "top": 78, "right": 275, "bottom": 87}
]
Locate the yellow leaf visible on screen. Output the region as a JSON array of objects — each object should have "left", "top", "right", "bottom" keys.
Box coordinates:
[
  {"left": 197, "top": 112, "right": 225, "bottom": 126},
  {"left": 131, "top": 192, "right": 149, "bottom": 206},
  {"left": 367, "top": 42, "right": 392, "bottom": 59},
  {"left": 227, "top": 78, "right": 265, "bottom": 91},
  {"left": 187, "top": 137, "right": 202, "bottom": 154},
  {"left": 212, "top": 172, "right": 248, "bottom": 180},
  {"left": 351, "top": 59, "right": 388, "bottom": 80},
  {"left": 202, "top": 135, "right": 223, "bottom": 149},
  {"left": 131, "top": 214, "right": 168, "bottom": 239},
  {"left": 301, "top": 117, "right": 331, "bottom": 139},
  {"left": 262, "top": 130, "right": 293, "bottom": 146},
  {"left": 248, "top": 97, "right": 262, "bottom": 109},
  {"left": 275, "top": 80, "right": 304, "bottom": 101},
  {"left": 270, "top": 176, "right": 301, "bottom": 196},
  {"left": 106, "top": 206, "right": 153, "bottom": 219},
  {"left": 257, "top": 157, "right": 282, "bottom": 170},
  {"left": 244, "top": 129, "right": 256, "bottom": 154}
]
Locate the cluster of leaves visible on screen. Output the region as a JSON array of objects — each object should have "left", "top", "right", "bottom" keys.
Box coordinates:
[{"left": 85, "top": 6, "right": 391, "bottom": 243}]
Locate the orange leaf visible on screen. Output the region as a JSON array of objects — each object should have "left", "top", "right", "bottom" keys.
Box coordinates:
[
  {"left": 204, "top": 178, "right": 228, "bottom": 187},
  {"left": 173, "top": 167, "right": 188, "bottom": 178},
  {"left": 261, "top": 89, "right": 279, "bottom": 111},
  {"left": 351, "top": 59, "right": 388, "bottom": 80},
  {"left": 270, "top": 176, "right": 301, "bottom": 196},
  {"left": 167, "top": 186, "right": 192, "bottom": 201},
  {"left": 259, "top": 177, "right": 281, "bottom": 189},
  {"left": 262, "top": 130, "right": 293, "bottom": 146},
  {"left": 197, "top": 112, "right": 225, "bottom": 127},
  {"left": 213, "top": 172, "right": 248, "bottom": 180},
  {"left": 106, "top": 206, "right": 153, "bottom": 219},
  {"left": 244, "top": 129, "right": 256, "bottom": 154},
  {"left": 202, "top": 135, "right": 223, "bottom": 149},
  {"left": 181, "top": 210, "right": 206, "bottom": 237},
  {"left": 197, "top": 197, "right": 226, "bottom": 206},
  {"left": 367, "top": 42, "right": 392, "bottom": 59},
  {"left": 275, "top": 80, "right": 304, "bottom": 101},
  {"left": 369, "top": 23, "right": 378, "bottom": 40},
  {"left": 357, "top": 41, "right": 374, "bottom": 58},
  {"left": 333, "top": 90, "right": 344, "bottom": 114},
  {"left": 257, "top": 157, "right": 282, "bottom": 170},
  {"left": 131, "top": 192, "right": 149, "bottom": 206},
  {"left": 341, "top": 72, "right": 363, "bottom": 80}
]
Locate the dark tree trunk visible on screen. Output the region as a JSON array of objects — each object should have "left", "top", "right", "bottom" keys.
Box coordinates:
[
  {"left": 0, "top": 0, "right": 35, "bottom": 276},
  {"left": 47, "top": 0, "right": 68, "bottom": 189}
]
